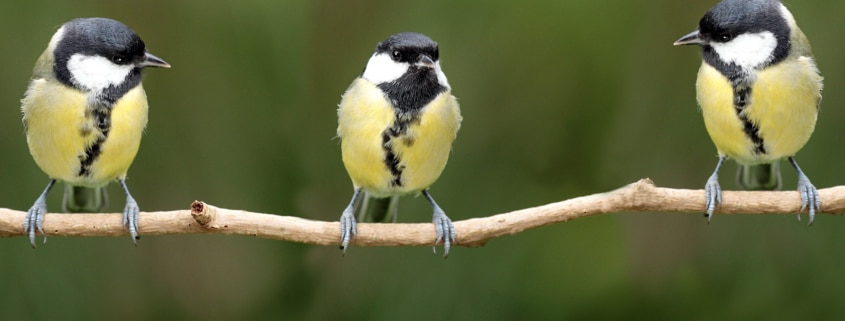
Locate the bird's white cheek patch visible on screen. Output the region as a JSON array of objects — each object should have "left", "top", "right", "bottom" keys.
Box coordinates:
[
  {"left": 711, "top": 31, "right": 777, "bottom": 70},
  {"left": 362, "top": 53, "right": 408, "bottom": 84},
  {"left": 67, "top": 54, "right": 133, "bottom": 92},
  {"left": 433, "top": 61, "right": 450, "bottom": 89}
]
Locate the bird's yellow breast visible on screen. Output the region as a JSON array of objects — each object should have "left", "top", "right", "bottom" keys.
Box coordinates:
[
  {"left": 337, "top": 78, "right": 461, "bottom": 197},
  {"left": 22, "top": 80, "right": 149, "bottom": 187},
  {"left": 695, "top": 57, "right": 821, "bottom": 164}
]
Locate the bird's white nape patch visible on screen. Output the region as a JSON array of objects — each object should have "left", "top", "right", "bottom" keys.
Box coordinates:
[
  {"left": 433, "top": 61, "right": 450, "bottom": 89},
  {"left": 779, "top": 3, "right": 798, "bottom": 30},
  {"left": 710, "top": 31, "right": 778, "bottom": 70},
  {"left": 67, "top": 54, "right": 134, "bottom": 93},
  {"left": 361, "top": 53, "right": 409, "bottom": 84},
  {"left": 46, "top": 26, "right": 67, "bottom": 54}
]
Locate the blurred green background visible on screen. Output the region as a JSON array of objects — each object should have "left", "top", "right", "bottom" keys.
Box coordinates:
[{"left": 1, "top": 0, "right": 845, "bottom": 319}]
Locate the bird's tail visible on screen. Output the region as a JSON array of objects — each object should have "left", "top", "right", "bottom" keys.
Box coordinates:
[
  {"left": 355, "top": 192, "right": 399, "bottom": 223},
  {"left": 63, "top": 184, "right": 108, "bottom": 213},
  {"left": 737, "top": 161, "right": 782, "bottom": 191}
]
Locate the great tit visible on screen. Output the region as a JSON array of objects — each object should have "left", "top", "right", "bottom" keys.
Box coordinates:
[
  {"left": 674, "top": 0, "right": 823, "bottom": 223},
  {"left": 21, "top": 18, "right": 170, "bottom": 246},
  {"left": 336, "top": 32, "right": 462, "bottom": 256}
]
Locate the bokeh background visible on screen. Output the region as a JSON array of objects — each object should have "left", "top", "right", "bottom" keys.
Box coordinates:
[{"left": 1, "top": 0, "right": 845, "bottom": 319}]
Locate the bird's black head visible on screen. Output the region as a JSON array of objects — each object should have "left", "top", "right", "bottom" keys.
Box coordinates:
[
  {"left": 675, "top": 0, "right": 793, "bottom": 78},
  {"left": 375, "top": 32, "right": 440, "bottom": 65},
  {"left": 53, "top": 18, "right": 147, "bottom": 85},
  {"left": 698, "top": 0, "right": 789, "bottom": 48},
  {"left": 361, "top": 32, "right": 449, "bottom": 112},
  {"left": 48, "top": 18, "right": 169, "bottom": 103},
  {"left": 60, "top": 18, "right": 146, "bottom": 66}
]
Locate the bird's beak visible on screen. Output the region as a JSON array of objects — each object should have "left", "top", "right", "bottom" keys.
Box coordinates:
[
  {"left": 417, "top": 54, "right": 435, "bottom": 68},
  {"left": 673, "top": 30, "right": 706, "bottom": 46},
  {"left": 139, "top": 52, "right": 171, "bottom": 68}
]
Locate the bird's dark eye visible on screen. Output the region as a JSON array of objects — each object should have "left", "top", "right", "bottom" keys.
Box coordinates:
[
  {"left": 718, "top": 33, "right": 733, "bottom": 42},
  {"left": 391, "top": 50, "right": 401, "bottom": 60},
  {"left": 111, "top": 55, "right": 126, "bottom": 64}
]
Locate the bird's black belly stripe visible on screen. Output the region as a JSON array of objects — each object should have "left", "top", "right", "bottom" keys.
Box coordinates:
[
  {"left": 381, "top": 114, "right": 420, "bottom": 187},
  {"left": 733, "top": 85, "right": 766, "bottom": 154},
  {"left": 703, "top": 50, "right": 769, "bottom": 156},
  {"left": 373, "top": 65, "right": 444, "bottom": 188},
  {"left": 78, "top": 102, "right": 112, "bottom": 177}
]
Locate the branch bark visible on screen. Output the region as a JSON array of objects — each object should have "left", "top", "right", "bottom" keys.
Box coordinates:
[{"left": 1, "top": 178, "right": 844, "bottom": 248}]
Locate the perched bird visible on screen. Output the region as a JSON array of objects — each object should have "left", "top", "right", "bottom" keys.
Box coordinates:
[
  {"left": 21, "top": 18, "right": 170, "bottom": 246},
  {"left": 674, "top": 0, "right": 823, "bottom": 222},
  {"left": 336, "top": 32, "right": 462, "bottom": 256}
]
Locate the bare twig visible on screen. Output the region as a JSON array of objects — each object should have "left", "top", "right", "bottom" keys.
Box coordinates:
[{"left": 1, "top": 179, "right": 843, "bottom": 247}]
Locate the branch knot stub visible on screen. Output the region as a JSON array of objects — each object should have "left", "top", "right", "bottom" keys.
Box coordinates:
[
  {"left": 625, "top": 178, "right": 656, "bottom": 211},
  {"left": 190, "top": 201, "right": 217, "bottom": 226}
]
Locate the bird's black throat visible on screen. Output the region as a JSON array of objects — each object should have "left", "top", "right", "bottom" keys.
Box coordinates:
[{"left": 377, "top": 66, "right": 445, "bottom": 113}]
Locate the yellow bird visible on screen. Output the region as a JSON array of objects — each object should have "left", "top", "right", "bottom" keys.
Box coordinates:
[
  {"left": 674, "top": 0, "right": 823, "bottom": 222},
  {"left": 337, "top": 32, "right": 462, "bottom": 256},
  {"left": 21, "top": 18, "right": 170, "bottom": 246}
]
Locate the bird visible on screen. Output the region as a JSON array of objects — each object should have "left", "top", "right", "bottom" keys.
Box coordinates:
[
  {"left": 674, "top": 0, "right": 823, "bottom": 223},
  {"left": 21, "top": 17, "right": 170, "bottom": 246},
  {"left": 336, "top": 32, "right": 462, "bottom": 256}
]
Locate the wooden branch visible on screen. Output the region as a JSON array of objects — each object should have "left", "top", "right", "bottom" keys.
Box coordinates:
[{"left": 1, "top": 178, "right": 844, "bottom": 248}]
